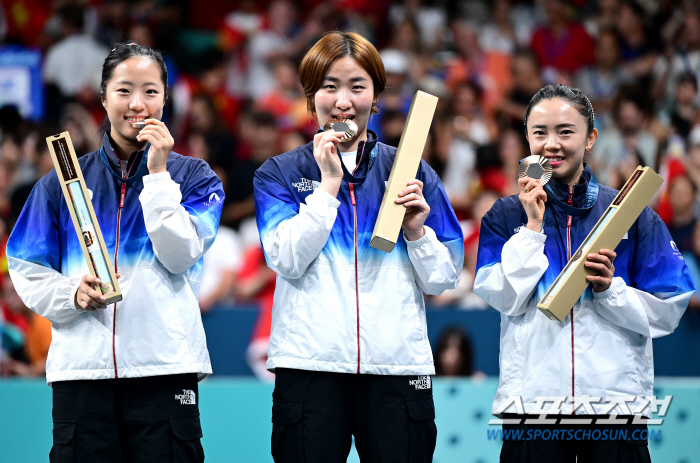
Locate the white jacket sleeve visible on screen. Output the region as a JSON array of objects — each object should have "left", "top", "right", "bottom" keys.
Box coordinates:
[
  {"left": 592, "top": 209, "right": 694, "bottom": 338},
  {"left": 260, "top": 188, "right": 340, "bottom": 279},
  {"left": 406, "top": 226, "right": 462, "bottom": 295},
  {"left": 473, "top": 227, "right": 549, "bottom": 316},
  {"left": 593, "top": 278, "right": 692, "bottom": 338},
  {"left": 8, "top": 257, "right": 85, "bottom": 324},
  {"left": 139, "top": 168, "right": 223, "bottom": 275}
]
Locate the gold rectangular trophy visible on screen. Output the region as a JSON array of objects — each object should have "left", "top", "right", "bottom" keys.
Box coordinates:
[
  {"left": 46, "top": 132, "right": 122, "bottom": 304},
  {"left": 370, "top": 90, "right": 439, "bottom": 252},
  {"left": 537, "top": 166, "right": 662, "bottom": 321}
]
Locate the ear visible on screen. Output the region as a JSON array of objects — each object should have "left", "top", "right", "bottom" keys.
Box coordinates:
[{"left": 586, "top": 128, "right": 598, "bottom": 151}]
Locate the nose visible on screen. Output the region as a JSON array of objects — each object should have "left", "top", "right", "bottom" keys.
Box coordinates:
[
  {"left": 129, "top": 91, "right": 145, "bottom": 111},
  {"left": 335, "top": 88, "right": 351, "bottom": 110},
  {"left": 544, "top": 133, "right": 560, "bottom": 151}
]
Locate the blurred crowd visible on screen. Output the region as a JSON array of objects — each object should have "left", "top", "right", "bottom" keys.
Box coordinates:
[{"left": 3, "top": 0, "right": 700, "bottom": 379}]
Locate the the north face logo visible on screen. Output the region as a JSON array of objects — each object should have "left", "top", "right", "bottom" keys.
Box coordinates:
[
  {"left": 175, "top": 389, "right": 196, "bottom": 405},
  {"left": 409, "top": 375, "right": 432, "bottom": 390},
  {"left": 292, "top": 178, "right": 319, "bottom": 192}
]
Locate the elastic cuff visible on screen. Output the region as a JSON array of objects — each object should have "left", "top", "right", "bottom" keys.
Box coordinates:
[
  {"left": 69, "top": 279, "right": 88, "bottom": 313},
  {"left": 311, "top": 188, "right": 341, "bottom": 208},
  {"left": 405, "top": 225, "right": 435, "bottom": 248},
  {"left": 142, "top": 171, "right": 172, "bottom": 185},
  {"left": 517, "top": 226, "right": 547, "bottom": 243},
  {"left": 593, "top": 277, "right": 623, "bottom": 300}
]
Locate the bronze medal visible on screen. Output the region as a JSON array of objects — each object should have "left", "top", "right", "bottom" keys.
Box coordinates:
[
  {"left": 322, "top": 118, "right": 358, "bottom": 142},
  {"left": 518, "top": 155, "right": 552, "bottom": 186}
]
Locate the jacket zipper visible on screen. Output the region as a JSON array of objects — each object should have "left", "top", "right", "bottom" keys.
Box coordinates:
[
  {"left": 111, "top": 152, "right": 134, "bottom": 378},
  {"left": 349, "top": 182, "right": 360, "bottom": 374},
  {"left": 567, "top": 185, "right": 574, "bottom": 413}
]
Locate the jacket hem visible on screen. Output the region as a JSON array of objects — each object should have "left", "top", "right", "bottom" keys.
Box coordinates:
[
  {"left": 267, "top": 357, "right": 435, "bottom": 375},
  {"left": 46, "top": 363, "right": 213, "bottom": 384}
]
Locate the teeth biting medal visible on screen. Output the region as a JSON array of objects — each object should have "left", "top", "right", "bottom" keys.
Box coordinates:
[
  {"left": 323, "top": 118, "right": 358, "bottom": 142},
  {"left": 131, "top": 121, "right": 147, "bottom": 129},
  {"left": 518, "top": 155, "right": 552, "bottom": 192}
]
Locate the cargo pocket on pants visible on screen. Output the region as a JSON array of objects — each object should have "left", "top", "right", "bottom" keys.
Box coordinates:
[
  {"left": 170, "top": 414, "right": 204, "bottom": 463},
  {"left": 271, "top": 401, "right": 303, "bottom": 462},
  {"left": 407, "top": 397, "right": 437, "bottom": 463},
  {"left": 50, "top": 421, "right": 76, "bottom": 463}
]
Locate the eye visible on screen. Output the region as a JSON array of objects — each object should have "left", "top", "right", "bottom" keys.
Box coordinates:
[
  {"left": 533, "top": 130, "right": 545, "bottom": 136},
  {"left": 146, "top": 89, "right": 159, "bottom": 94},
  {"left": 561, "top": 129, "right": 573, "bottom": 135},
  {"left": 117, "top": 88, "right": 129, "bottom": 93},
  {"left": 324, "top": 84, "right": 336, "bottom": 90},
  {"left": 353, "top": 85, "right": 364, "bottom": 90}
]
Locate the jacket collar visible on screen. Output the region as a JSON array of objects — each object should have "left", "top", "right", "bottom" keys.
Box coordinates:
[
  {"left": 549, "top": 163, "right": 595, "bottom": 208},
  {"left": 314, "top": 129, "right": 379, "bottom": 184},
  {"left": 99, "top": 131, "right": 150, "bottom": 184}
]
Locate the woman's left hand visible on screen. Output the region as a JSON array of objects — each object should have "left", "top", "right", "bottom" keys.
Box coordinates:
[
  {"left": 137, "top": 119, "right": 174, "bottom": 174},
  {"left": 396, "top": 179, "right": 430, "bottom": 241},
  {"left": 586, "top": 248, "right": 617, "bottom": 292}
]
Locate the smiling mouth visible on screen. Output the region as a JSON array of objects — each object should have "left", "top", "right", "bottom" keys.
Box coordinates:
[
  {"left": 332, "top": 115, "right": 354, "bottom": 120},
  {"left": 546, "top": 156, "right": 565, "bottom": 163}
]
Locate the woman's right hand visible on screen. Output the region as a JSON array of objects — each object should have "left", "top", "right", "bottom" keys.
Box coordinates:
[
  {"left": 74, "top": 274, "right": 107, "bottom": 311},
  {"left": 313, "top": 131, "right": 345, "bottom": 196},
  {"left": 518, "top": 177, "right": 547, "bottom": 232}
]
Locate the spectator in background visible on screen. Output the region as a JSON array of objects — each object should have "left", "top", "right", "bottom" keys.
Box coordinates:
[
  {"left": 433, "top": 326, "right": 474, "bottom": 376},
  {"left": 575, "top": 28, "right": 634, "bottom": 131},
  {"left": 582, "top": 0, "right": 620, "bottom": 38},
  {"left": 590, "top": 85, "right": 659, "bottom": 185},
  {"left": 529, "top": 0, "right": 595, "bottom": 80},
  {"left": 245, "top": 0, "right": 320, "bottom": 100},
  {"left": 615, "top": 0, "right": 660, "bottom": 82},
  {"left": 445, "top": 20, "right": 512, "bottom": 116},
  {"left": 387, "top": 0, "right": 447, "bottom": 53},
  {"left": 653, "top": 9, "right": 700, "bottom": 112},
  {"left": 498, "top": 48, "right": 543, "bottom": 131},
  {"left": 667, "top": 174, "right": 698, "bottom": 253},
  {"left": 668, "top": 72, "right": 699, "bottom": 141},
  {"left": 0, "top": 276, "right": 51, "bottom": 377},
  {"left": 256, "top": 58, "right": 313, "bottom": 134},
  {"left": 479, "top": 0, "right": 518, "bottom": 55},
  {"left": 60, "top": 103, "right": 101, "bottom": 157},
  {"left": 43, "top": 5, "right": 109, "bottom": 103},
  {"left": 221, "top": 111, "right": 279, "bottom": 228},
  {"left": 438, "top": 82, "right": 497, "bottom": 215}
]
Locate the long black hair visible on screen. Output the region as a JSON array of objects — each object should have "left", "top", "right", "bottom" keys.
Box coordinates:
[{"left": 524, "top": 84, "right": 595, "bottom": 135}]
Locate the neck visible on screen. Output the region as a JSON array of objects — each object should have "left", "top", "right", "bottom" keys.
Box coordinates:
[{"left": 109, "top": 128, "right": 146, "bottom": 160}]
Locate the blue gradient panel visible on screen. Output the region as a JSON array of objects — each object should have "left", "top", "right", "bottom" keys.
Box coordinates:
[
  {"left": 8, "top": 139, "right": 224, "bottom": 281},
  {"left": 255, "top": 139, "right": 464, "bottom": 269},
  {"left": 476, "top": 167, "right": 694, "bottom": 303}
]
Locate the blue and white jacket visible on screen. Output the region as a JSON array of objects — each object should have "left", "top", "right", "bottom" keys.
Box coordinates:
[
  {"left": 254, "top": 132, "right": 464, "bottom": 375},
  {"left": 7, "top": 133, "right": 224, "bottom": 383},
  {"left": 474, "top": 165, "right": 694, "bottom": 416}
]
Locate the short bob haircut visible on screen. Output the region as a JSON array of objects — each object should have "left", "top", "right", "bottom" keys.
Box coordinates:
[{"left": 299, "top": 31, "right": 386, "bottom": 120}]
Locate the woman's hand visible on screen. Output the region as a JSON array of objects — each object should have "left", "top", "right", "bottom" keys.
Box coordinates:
[
  {"left": 586, "top": 248, "right": 616, "bottom": 292},
  {"left": 138, "top": 119, "right": 174, "bottom": 174},
  {"left": 313, "top": 131, "right": 345, "bottom": 196},
  {"left": 74, "top": 274, "right": 107, "bottom": 311},
  {"left": 397, "top": 179, "right": 430, "bottom": 241},
  {"left": 518, "top": 177, "right": 547, "bottom": 232},
  {"left": 74, "top": 273, "right": 121, "bottom": 311}
]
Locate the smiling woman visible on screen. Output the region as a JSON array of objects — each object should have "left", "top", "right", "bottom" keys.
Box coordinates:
[
  {"left": 473, "top": 84, "right": 695, "bottom": 463},
  {"left": 254, "top": 31, "right": 464, "bottom": 462},
  {"left": 7, "top": 42, "right": 224, "bottom": 463}
]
